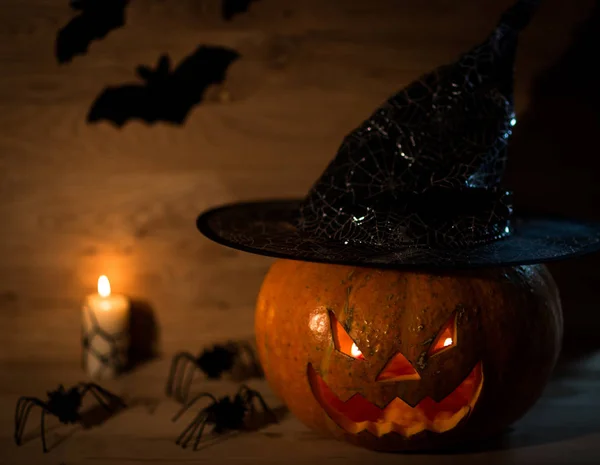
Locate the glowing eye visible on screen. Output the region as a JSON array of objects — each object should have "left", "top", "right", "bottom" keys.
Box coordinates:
[
  {"left": 428, "top": 315, "right": 457, "bottom": 356},
  {"left": 329, "top": 310, "right": 365, "bottom": 360},
  {"left": 350, "top": 342, "right": 363, "bottom": 358}
]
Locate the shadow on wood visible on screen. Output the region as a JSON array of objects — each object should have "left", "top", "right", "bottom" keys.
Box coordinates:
[
  {"left": 123, "top": 396, "right": 161, "bottom": 415},
  {"left": 55, "top": 0, "right": 129, "bottom": 64},
  {"left": 245, "top": 404, "right": 288, "bottom": 430},
  {"left": 125, "top": 299, "right": 160, "bottom": 372},
  {"left": 87, "top": 45, "right": 240, "bottom": 128},
  {"left": 79, "top": 394, "right": 126, "bottom": 429}
]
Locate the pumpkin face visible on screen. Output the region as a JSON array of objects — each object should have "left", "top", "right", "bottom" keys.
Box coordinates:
[
  {"left": 308, "top": 308, "right": 484, "bottom": 438},
  {"left": 255, "top": 260, "right": 563, "bottom": 451}
]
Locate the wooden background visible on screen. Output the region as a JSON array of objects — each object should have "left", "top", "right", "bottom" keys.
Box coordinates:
[{"left": 0, "top": 0, "right": 599, "bottom": 463}]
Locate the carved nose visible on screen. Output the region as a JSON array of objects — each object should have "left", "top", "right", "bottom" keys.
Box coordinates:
[{"left": 376, "top": 351, "right": 421, "bottom": 382}]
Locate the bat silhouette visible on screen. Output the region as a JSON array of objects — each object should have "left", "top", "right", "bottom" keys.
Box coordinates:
[
  {"left": 87, "top": 45, "right": 241, "bottom": 128},
  {"left": 222, "top": 0, "right": 260, "bottom": 21},
  {"left": 55, "top": 0, "right": 129, "bottom": 64}
]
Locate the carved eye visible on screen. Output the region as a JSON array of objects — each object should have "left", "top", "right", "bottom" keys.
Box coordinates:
[
  {"left": 329, "top": 310, "right": 365, "bottom": 360},
  {"left": 428, "top": 313, "right": 457, "bottom": 356}
]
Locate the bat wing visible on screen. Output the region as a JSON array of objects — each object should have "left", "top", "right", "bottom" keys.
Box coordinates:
[
  {"left": 87, "top": 85, "right": 153, "bottom": 127},
  {"left": 176, "top": 47, "right": 240, "bottom": 88},
  {"left": 157, "top": 47, "right": 240, "bottom": 124},
  {"left": 55, "top": 9, "right": 126, "bottom": 64},
  {"left": 55, "top": 16, "right": 93, "bottom": 64},
  {"left": 201, "top": 52, "right": 240, "bottom": 87},
  {"left": 87, "top": 84, "right": 188, "bottom": 127}
]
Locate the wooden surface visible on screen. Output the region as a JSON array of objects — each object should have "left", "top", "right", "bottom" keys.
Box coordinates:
[
  {"left": 1, "top": 0, "right": 600, "bottom": 463},
  {"left": 1, "top": 352, "right": 600, "bottom": 464},
  {"left": 0, "top": 0, "right": 598, "bottom": 359}
]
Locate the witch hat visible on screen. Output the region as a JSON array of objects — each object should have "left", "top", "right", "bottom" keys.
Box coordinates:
[{"left": 196, "top": 0, "right": 600, "bottom": 269}]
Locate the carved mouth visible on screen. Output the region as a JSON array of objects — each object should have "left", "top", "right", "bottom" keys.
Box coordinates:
[{"left": 307, "top": 362, "right": 483, "bottom": 437}]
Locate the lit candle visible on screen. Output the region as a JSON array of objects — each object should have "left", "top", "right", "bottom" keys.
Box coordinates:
[{"left": 82, "top": 275, "right": 130, "bottom": 380}]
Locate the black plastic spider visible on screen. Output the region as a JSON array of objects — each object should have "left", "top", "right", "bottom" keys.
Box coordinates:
[
  {"left": 166, "top": 341, "right": 262, "bottom": 403},
  {"left": 172, "top": 384, "right": 276, "bottom": 450},
  {"left": 14, "top": 382, "right": 124, "bottom": 453}
]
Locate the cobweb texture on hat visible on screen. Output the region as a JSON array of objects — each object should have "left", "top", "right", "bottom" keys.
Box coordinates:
[
  {"left": 199, "top": 200, "right": 600, "bottom": 268},
  {"left": 298, "top": 0, "right": 540, "bottom": 249},
  {"left": 196, "top": 0, "right": 600, "bottom": 269}
]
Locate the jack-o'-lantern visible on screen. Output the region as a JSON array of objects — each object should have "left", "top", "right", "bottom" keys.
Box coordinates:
[
  {"left": 254, "top": 259, "right": 562, "bottom": 450},
  {"left": 195, "top": 0, "right": 600, "bottom": 452}
]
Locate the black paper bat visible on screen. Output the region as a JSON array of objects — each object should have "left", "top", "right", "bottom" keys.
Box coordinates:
[
  {"left": 55, "top": 0, "right": 129, "bottom": 64},
  {"left": 222, "top": 0, "right": 260, "bottom": 21},
  {"left": 87, "top": 45, "right": 241, "bottom": 127}
]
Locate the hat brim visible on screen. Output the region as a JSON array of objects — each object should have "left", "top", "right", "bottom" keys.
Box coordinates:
[{"left": 196, "top": 199, "right": 600, "bottom": 269}]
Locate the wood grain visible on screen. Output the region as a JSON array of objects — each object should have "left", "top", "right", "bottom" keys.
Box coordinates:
[
  {"left": 1, "top": 353, "right": 600, "bottom": 464},
  {"left": 1, "top": 0, "right": 599, "bottom": 462}
]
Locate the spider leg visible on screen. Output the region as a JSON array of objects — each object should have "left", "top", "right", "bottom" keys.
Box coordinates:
[
  {"left": 236, "top": 385, "right": 256, "bottom": 417},
  {"left": 177, "top": 415, "right": 202, "bottom": 448},
  {"left": 40, "top": 408, "right": 47, "bottom": 453},
  {"left": 238, "top": 385, "right": 277, "bottom": 422},
  {"left": 231, "top": 342, "right": 259, "bottom": 378},
  {"left": 237, "top": 342, "right": 259, "bottom": 367},
  {"left": 15, "top": 398, "right": 42, "bottom": 442},
  {"left": 78, "top": 384, "right": 110, "bottom": 412},
  {"left": 14, "top": 397, "right": 32, "bottom": 443},
  {"left": 242, "top": 343, "right": 264, "bottom": 376},
  {"left": 80, "top": 384, "right": 109, "bottom": 410},
  {"left": 236, "top": 384, "right": 254, "bottom": 400},
  {"left": 180, "top": 359, "right": 202, "bottom": 403},
  {"left": 176, "top": 411, "right": 207, "bottom": 448},
  {"left": 192, "top": 419, "right": 208, "bottom": 451},
  {"left": 170, "top": 352, "right": 198, "bottom": 402},
  {"left": 166, "top": 352, "right": 187, "bottom": 398},
  {"left": 14, "top": 397, "right": 49, "bottom": 451},
  {"left": 15, "top": 403, "right": 31, "bottom": 444},
  {"left": 14, "top": 397, "right": 34, "bottom": 444},
  {"left": 81, "top": 382, "right": 125, "bottom": 409},
  {"left": 172, "top": 392, "right": 218, "bottom": 422}
]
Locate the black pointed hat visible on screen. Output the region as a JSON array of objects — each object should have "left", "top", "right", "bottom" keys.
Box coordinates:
[{"left": 196, "top": 0, "right": 600, "bottom": 269}]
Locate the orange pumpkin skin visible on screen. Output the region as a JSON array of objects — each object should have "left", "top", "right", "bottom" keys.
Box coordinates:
[{"left": 255, "top": 259, "right": 563, "bottom": 451}]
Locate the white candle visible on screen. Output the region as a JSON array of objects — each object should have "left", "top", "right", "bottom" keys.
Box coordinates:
[{"left": 82, "top": 275, "right": 130, "bottom": 380}]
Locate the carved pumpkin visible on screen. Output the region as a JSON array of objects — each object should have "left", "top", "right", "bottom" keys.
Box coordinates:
[{"left": 255, "top": 259, "right": 563, "bottom": 451}]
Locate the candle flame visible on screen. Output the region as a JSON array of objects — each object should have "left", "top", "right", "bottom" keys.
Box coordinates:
[
  {"left": 443, "top": 337, "right": 453, "bottom": 347},
  {"left": 98, "top": 275, "right": 111, "bottom": 298}
]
